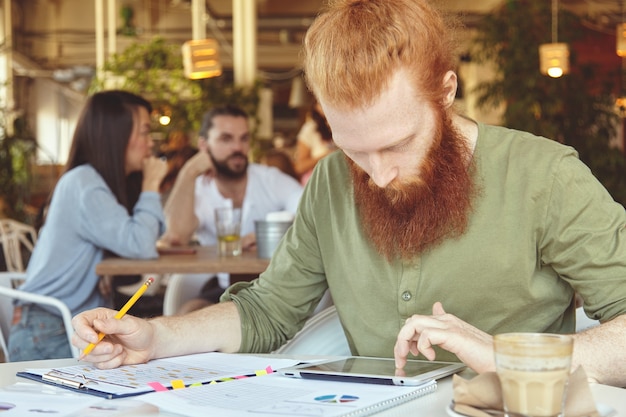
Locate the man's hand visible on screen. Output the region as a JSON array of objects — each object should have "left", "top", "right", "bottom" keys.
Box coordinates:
[
  {"left": 394, "top": 302, "right": 495, "bottom": 373},
  {"left": 184, "top": 148, "right": 214, "bottom": 179},
  {"left": 72, "top": 308, "right": 156, "bottom": 369},
  {"left": 241, "top": 232, "right": 256, "bottom": 250}
]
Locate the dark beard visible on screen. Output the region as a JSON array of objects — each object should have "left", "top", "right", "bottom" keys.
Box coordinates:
[
  {"left": 209, "top": 150, "right": 248, "bottom": 179},
  {"left": 350, "top": 114, "right": 477, "bottom": 260}
]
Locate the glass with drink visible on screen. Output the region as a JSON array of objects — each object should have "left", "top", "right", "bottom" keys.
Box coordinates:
[
  {"left": 494, "top": 333, "right": 573, "bottom": 417},
  {"left": 215, "top": 207, "right": 242, "bottom": 257}
]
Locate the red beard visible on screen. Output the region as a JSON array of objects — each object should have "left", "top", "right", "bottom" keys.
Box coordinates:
[{"left": 350, "top": 115, "right": 477, "bottom": 260}]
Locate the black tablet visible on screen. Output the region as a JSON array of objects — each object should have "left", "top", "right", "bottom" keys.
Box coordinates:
[{"left": 278, "top": 357, "right": 465, "bottom": 386}]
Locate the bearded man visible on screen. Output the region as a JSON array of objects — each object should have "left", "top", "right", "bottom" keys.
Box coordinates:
[
  {"left": 73, "top": 0, "right": 626, "bottom": 387},
  {"left": 160, "top": 105, "right": 302, "bottom": 312}
]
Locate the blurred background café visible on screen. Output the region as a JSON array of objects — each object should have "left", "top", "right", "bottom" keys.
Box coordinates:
[{"left": 0, "top": 0, "right": 624, "bottom": 305}]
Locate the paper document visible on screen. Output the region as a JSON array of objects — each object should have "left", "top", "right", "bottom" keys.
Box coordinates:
[
  {"left": 0, "top": 382, "right": 155, "bottom": 416},
  {"left": 142, "top": 372, "right": 437, "bottom": 417},
  {"left": 17, "top": 352, "right": 299, "bottom": 399}
]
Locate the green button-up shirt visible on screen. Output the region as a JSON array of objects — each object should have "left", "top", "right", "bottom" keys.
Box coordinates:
[{"left": 223, "top": 123, "right": 626, "bottom": 362}]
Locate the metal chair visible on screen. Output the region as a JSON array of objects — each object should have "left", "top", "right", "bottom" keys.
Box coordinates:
[
  {"left": 576, "top": 306, "right": 600, "bottom": 332},
  {"left": 162, "top": 273, "right": 213, "bottom": 316},
  {"left": 0, "top": 272, "right": 79, "bottom": 361},
  {"left": 273, "top": 305, "right": 351, "bottom": 356},
  {"left": 0, "top": 219, "right": 37, "bottom": 272}
]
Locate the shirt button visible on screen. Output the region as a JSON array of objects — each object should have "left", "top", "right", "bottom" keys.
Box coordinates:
[{"left": 401, "top": 291, "right": 412, "bottom": 301}]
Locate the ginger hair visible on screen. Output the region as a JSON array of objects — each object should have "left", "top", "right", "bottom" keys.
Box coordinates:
[{"left": 303, "top": 0, "right": 459, "bottom": 110}]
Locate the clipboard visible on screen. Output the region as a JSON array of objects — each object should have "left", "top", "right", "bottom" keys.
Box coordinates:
[
  {"left": 15, "top": 353, "right": 301, "bottom": 400},
  {"left": 16, "top": 369, "right": 147, "bottom": 399}
]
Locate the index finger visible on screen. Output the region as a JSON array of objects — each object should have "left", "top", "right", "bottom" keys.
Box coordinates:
[
  {"left": 394, "top": 322, "right": 421, "bottom": 369},
  {"left": 394, "top": 313, "right": 450, "bottom": 367}
]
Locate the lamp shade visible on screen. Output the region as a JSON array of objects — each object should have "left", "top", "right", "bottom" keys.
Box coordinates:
[
  {"left": 288, "top": 76, "right": 307, "bottom": 108},
  {"left": 182, "top": 39, "right": 222, "bottom": 80},
  {"left": 617, "top": 23, "right": 626, "bottom": 57},
  {"left": 539, "top": 43, "right": 569, "bottom": 78}
]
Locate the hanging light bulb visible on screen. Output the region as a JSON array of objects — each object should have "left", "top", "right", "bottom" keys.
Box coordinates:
[
  {"left": 618, "top": 2, "right": 626, "bottom": 57},
  {"left": 539, "top": 0, "right": 569, "bottom": 78},
  {"left": 617, "top": 23, "right": 626, "bottom": 57}
]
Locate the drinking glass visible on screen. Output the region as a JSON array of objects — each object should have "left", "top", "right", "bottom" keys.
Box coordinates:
[
  {"left": 494, "top": 333, "right": 573, "bottom": 417},
  {"left": 215, "top": 207, "right": 242, "bottom": 257}
]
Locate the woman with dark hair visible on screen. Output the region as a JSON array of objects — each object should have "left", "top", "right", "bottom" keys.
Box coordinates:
[
  {"left": 293, "top": 100, "right": 336, "bottom": 185},
  {"left": 8, "top": 90, "right": 167, "bottom": 361}
]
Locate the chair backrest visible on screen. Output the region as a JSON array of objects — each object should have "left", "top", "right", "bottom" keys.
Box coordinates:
[
  {"left": 0, "top": 219, "right": 37, "bottom": 272},
  {"left": 576, "top": 306, "right": 600, "bottom": 332},
  {"left": 0, "top": 272, "right": 79, "bottom": 360},
  {"left": 162, "top": 273, "right": 214, "bottom": 316},
  {"left": 273, "top": 305, "right": 351, "bottom": 356}
]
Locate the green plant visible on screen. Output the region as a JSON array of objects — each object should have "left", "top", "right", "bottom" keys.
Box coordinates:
[
  {"left": 471, "top": 0, "right": 626, "bottom": 205},
  {"left": 0, "top": 116, "right": 37, "bottom": 222},
  {"left": 89, "top": 37, "right": 261, "bottom": 143}
]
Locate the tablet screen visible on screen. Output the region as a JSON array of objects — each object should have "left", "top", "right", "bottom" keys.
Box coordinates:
[
  {"left": 304, "top": 357, "right": 454, "bottom": 376},
  {"left": 280, "top": 357, "right": 465, "bottom": 386}
]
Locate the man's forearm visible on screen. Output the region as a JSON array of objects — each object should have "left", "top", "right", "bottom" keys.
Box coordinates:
[
  {"left": 163, "top": 167, "right": 200, "bottom": 244},
  {"left": 150, "top": 301, "right": 242, "bottom": 359},
  {"left": 572, "top": 314, "right": 626, "bottom": 387}
]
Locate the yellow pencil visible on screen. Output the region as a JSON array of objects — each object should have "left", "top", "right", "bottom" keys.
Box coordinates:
[{"left": 79, "top": 277, "right": 155, "bottom": 360}]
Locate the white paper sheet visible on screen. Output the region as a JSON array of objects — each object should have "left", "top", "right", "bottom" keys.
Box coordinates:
[{"left": 141, "top": 373, "right": 437, "bottom": 417}]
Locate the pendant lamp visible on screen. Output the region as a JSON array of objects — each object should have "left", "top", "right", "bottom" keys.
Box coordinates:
[
  {"left": 618, "top": 1, "right": 626, "bottom": 57},
  {"left": 181, "top": 39, "right": 222, "bottom": 80},
  {"left": 539, "top": 0, "right": 569, "bottom": 78}
]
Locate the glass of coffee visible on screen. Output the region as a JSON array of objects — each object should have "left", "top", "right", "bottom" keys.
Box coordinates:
[{"left": 494, "top": 333, "right": 573, "bottom": 417}]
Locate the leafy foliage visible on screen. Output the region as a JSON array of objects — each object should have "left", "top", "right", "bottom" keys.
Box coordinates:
[
  {"left": 471, "top": 0, "right": 626, "bottom": 205},
  {"left": 0, "top": 116, "right": 37, "bottom": 222},
  {"left": 90, "top": 37, "right": 261, "bottom": 140}
]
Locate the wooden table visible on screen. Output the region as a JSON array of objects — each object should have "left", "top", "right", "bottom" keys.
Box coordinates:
[{"left": 96, "top": 246, "right": 270, "bottom": 276}]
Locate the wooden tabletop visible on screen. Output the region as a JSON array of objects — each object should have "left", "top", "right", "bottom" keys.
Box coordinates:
[{"left": 96, "top": 246, "right": 270, "bottom": 276}]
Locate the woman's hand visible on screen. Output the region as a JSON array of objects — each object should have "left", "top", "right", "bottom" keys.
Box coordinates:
[{"left": 142, "top": 156, "right": 168, "bottom": 192}]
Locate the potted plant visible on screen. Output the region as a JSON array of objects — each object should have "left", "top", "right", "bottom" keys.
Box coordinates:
[
  {"left": 0, "top": 115, "right": 37, "bottom": 223},
  {"left": 470, "top": 0, "right": 626, "bottom": 205}
]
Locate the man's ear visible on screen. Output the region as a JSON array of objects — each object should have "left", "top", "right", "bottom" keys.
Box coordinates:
[
  {"left": 197, "top": 136, "right": 208, "bottom": 151},
  {"left": 441, "top": 70, "right": 458, "bottom": 109}
]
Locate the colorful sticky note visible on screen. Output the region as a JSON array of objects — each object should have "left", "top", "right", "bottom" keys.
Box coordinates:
[
  {"left": 148, "top": 382, "right": 168, "bottom": 392},
  {"left": 171, "top": 379, "right": 185, "bottom": 389}
]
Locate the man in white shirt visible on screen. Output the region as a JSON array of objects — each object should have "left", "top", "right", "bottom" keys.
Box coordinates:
[{"left": 161, "top": 105, "right": 303, "bottom": 311}]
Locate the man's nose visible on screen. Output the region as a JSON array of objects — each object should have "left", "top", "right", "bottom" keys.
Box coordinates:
[
  {"left": 231, "top": 139, "right": 246, "bottom": 152},
  {"left": 368, "top": 154, "right": 398, "bottom": 188}
]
